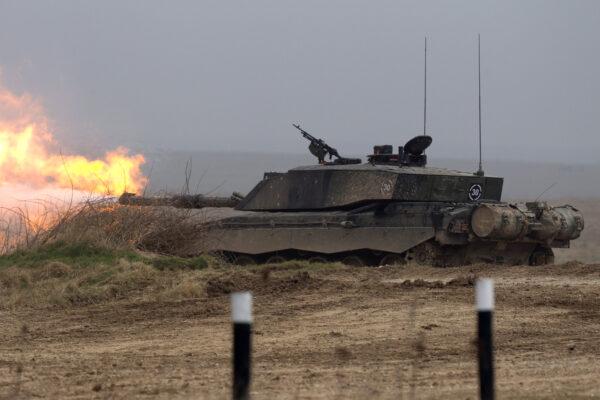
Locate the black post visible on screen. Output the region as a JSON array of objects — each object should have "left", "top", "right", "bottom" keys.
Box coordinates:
[
  {"left": 476, "top": 279, "right": 495, "bottom": 400},
  {"left": 232, "top": 292, "right": 252, "bottom": 400}
]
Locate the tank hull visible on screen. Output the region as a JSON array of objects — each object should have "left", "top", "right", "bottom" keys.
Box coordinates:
[{"left": 191, "top": 201, "right": 583, "bottom": 266}]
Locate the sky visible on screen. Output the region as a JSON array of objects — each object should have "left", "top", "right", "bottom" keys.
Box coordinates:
[{"left": 0, "top": 0, "right": 599, "bottom": 164}]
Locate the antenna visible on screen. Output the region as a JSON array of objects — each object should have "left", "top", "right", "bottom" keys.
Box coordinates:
[
  {"left": 476, "top": 34, "right": 485, "bottom": 176},
  {"left": 534, "top": 182, "right": 557, "bottom": 202},
  {"left": 423, "top": 36, "right": 428, "bottom": 136}
]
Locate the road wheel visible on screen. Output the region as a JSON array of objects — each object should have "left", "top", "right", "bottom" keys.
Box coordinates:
[
  {"left": 529, "top": 247, "right": 555, "bottom": 266},
  {"left": 380, "top": 253, "right": 406, "bottom": 266},
  {"left": 265, "top": 255, "right": 287, "bottom": 264},
  {"left": 341, "top": 255, "right": 366, "bottom": 267},
  {"left": 407, "top": 242, "right": 441, "bottom": 266},
  {"left": 233, "top": 255, "right": 257, "bottom": 266}
]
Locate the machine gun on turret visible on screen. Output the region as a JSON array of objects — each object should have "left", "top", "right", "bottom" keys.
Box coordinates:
[{"left": 293, "top": 124, "right": 361, "bottom": 165}]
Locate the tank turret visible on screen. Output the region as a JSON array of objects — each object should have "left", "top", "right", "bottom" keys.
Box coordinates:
[{"left": 236, "top": 133, "right": 500, "bottom": 211}]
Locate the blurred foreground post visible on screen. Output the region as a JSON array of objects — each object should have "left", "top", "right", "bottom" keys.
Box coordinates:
[
  {"left": 476, "top": 279, "right": 495, "bottom": 400},
  {"left": 231, "top": 292, "right": 252, "bottom": 400}
]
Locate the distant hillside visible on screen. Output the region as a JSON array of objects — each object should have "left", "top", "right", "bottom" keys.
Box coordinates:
[{"left": 141, "top": 150, "right": 600, "bottom": 200}]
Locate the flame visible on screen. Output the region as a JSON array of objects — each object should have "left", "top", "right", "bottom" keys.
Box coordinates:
[{"left": 0, "top": 84, "right": 146, "bottom": 195}]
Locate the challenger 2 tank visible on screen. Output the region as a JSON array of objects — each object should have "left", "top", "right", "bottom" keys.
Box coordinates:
[{"left": 120, "top": 124, "right": 584, "bottom": 266}]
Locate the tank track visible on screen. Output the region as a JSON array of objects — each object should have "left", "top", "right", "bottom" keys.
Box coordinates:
[{"left": 222, "top": 240, "right": 554, "bottom": 267}]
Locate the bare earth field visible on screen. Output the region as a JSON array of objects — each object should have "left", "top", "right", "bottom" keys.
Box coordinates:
[{"left": 1, "top": 261, "right": 600, "bottom": 399}]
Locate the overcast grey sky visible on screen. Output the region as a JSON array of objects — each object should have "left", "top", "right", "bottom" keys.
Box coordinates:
[{"left": 0, "top": 0, "right": 598, "bottom": 164}]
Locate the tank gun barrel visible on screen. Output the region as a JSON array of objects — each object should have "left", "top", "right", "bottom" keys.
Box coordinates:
[{"left": 118, "top": 192, "right": 244, "bottom": 209}]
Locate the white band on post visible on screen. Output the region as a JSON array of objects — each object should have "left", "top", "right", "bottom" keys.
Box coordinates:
[
  {"left": 476, "top": 279, "right": 494, "bottom": 311},
  {"left": 231, "top": 292, "right": 253, "bottom": 323}
]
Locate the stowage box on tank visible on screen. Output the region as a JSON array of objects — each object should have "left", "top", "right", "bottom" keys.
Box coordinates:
[{"left": 120, "top": 125, "right": 584, "bottom": 267}]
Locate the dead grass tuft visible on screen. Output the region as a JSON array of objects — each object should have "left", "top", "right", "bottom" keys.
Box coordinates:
[
  {"left": 0, "top": 238, "right": 218, "bottom": 309},
  {"left": 35, "top": 261, "right": 73, "bottom": 279},
  {"left": 0, "top": 193, "right": 217, "bottom": 309},
  {"left": 0, "top": 195, "right": 208, "bottom": 257},
  {"left": 0, "top": 257, "right": 212, "bottom": 309}
]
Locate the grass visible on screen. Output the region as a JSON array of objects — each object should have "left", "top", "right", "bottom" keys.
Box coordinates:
[
  {"left": 0, "top": 240, "right": 215, "bottom": 309},
  {"left": 0, "top": 241, "right": 139, "bottom": 268},
  {"left": 0, "top": 196, "right": 209, "bottom": 257},
  {"left": 0, "top": 237, "right": 350, "bottom": 310},
  {"left": 150, "top": 255, "right": 208, "bottom": 271},
  {"left": 0, "top": 195, "right": 220, "bottom": 308},
  {"left": 0, "top": 241, "right": 208, "bottom": 271}
]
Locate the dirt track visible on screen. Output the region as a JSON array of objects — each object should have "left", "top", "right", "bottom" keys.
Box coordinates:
[{"left": 1, "top": 262, "right": 600, "bottom": 399}]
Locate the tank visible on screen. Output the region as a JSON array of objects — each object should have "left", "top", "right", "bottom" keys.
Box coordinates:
[{"left": 119, "top": 125, "right": 584, "bottom": 266}]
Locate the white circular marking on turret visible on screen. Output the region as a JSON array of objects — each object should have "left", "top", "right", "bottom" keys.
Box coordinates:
[
  {"left": 469, "top": 184, "right": 483, "bottom": 201},
  {"left": 381, "top": 181, "right": 393, "bottom": 195}
]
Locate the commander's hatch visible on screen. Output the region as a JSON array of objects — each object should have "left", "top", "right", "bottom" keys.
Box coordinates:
[{"left": 368, "top": 135, "right": 432, "bottom": 166}]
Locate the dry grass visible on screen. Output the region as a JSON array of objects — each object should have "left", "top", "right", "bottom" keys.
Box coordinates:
[
  {"left": 0, "top": 241, "right": 216, "bottom": 309},
  {"left": 0, "top": 194, "right": 219, "bottom": 309},
  {"left": 0, "top": 260, "right": 204, "bottom": 309},
  {"left": 0, "top": 246, "right": 345, "bottom": 310},
  {"left": 0, "top": 195, "right": 208, "bottom": 255}
]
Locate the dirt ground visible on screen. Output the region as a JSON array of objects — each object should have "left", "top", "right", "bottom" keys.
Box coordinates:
[{"left": 1, "top": 261, "right": 599, "bottom": 399}]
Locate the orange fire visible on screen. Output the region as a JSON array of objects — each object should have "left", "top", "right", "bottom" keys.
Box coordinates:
[{"left": 0, "top": 84, "right": 146, "bottom": 195}]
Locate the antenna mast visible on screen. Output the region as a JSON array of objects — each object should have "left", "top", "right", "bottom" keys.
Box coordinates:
[
  {"left": 476, "top": 34, "right": 485, "bottom": 176},
  {"left": 423, "top": 36, "right": 428, "bottom": 136}
]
